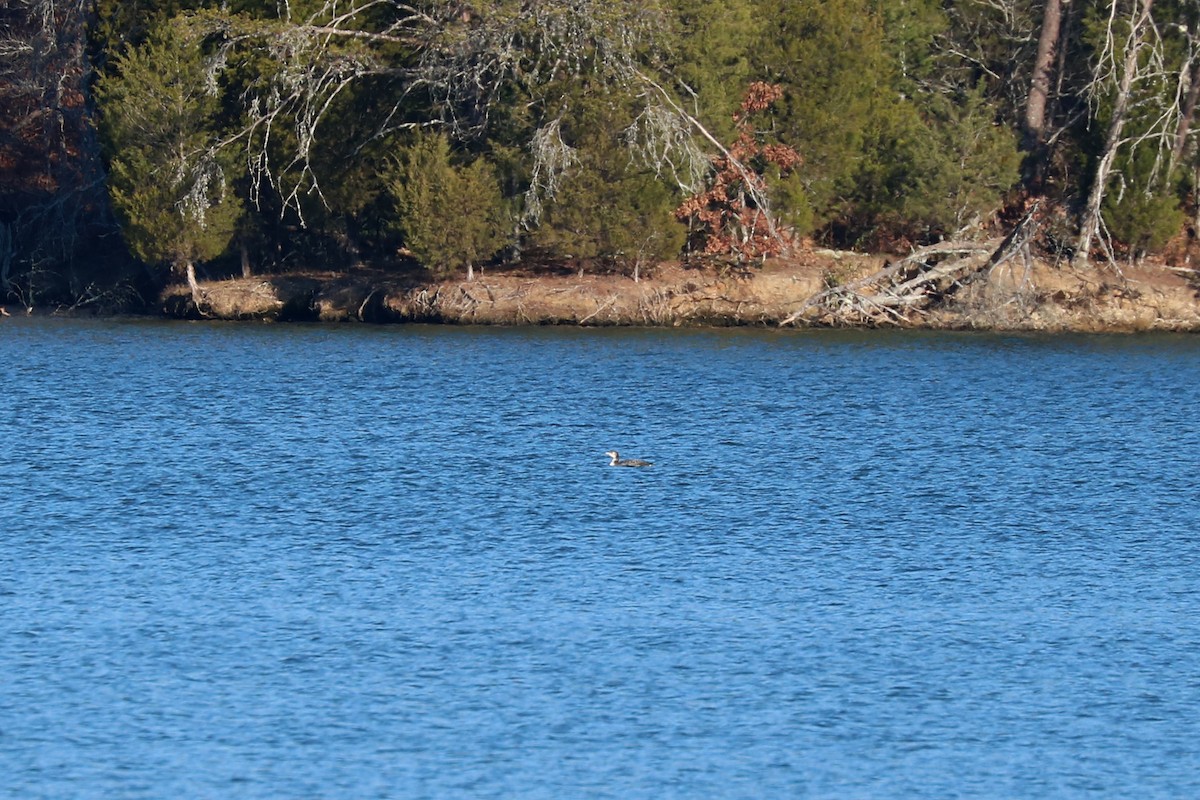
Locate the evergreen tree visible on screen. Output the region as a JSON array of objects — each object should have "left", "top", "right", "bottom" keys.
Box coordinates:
[
  {"left": 747, "top": 0, "right": 1022, "bottom": 247},
  {"left": 751, "top": 0, "right": 893, "bottom": 229},
  {"left": 92, "top": 0, "right": 200, "bottom": 65},
  {"left": 96, "top": 15, "right": 242, "bottom": 304},
  {"left": 44, "top": 0, "right": 1198, "bottom": 293},
  {"left": 667, "top": 0, "right": 762, "bottom": 143},
  {"left": 842, "top": 87, "right": 1020, "bottom": 244},
  {"left": 529, "top": 92, "right": 686, "bottom": 273},
  {"left": 388, "top": 133, "right": 507, "bottom": 280},
  {"left": 1102, "top": 150, "right": 1186, "bottom": 257}
]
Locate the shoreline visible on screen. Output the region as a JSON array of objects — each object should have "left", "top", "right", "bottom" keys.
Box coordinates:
[{"left": 153, "top": 251, "right": 1200, "bottom": 333}]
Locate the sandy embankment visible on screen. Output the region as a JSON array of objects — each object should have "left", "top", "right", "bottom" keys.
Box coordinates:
[{"left": 162, "top": 251, "right": 1200, "bottom": 332}]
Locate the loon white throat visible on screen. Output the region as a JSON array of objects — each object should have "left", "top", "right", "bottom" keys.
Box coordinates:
[{"left": 605, "top": 450, "right": 653, "bottom": 467}]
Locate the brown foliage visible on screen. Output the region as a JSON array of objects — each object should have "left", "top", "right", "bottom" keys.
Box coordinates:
[{"left": 675, "top": 82, "right": 801, "bottom": 263}]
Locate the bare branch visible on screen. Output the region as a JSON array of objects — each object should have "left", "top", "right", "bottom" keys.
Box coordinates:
[
  {"left": 523, "top": 118, "right": 578, "bottom": 227},
  {"left": 634, "top": 70, "right": 784, "bottom": 247}
]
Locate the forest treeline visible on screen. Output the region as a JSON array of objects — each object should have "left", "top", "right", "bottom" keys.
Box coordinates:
[{"left": 1, "top": 0, "right": 1198, "bottom": 308}]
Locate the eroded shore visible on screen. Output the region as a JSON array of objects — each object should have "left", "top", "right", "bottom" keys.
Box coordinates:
[{"left": 161, "top": 251, "right": 1200, "bottom": 332}]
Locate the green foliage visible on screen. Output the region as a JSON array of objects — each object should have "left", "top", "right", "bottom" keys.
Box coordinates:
[
  {"left": 751, "top": 0, "right": 894, "bottom": 219},
  {"left": 667, "top": 0, "right": 762, "bottom": 143},
  {"left": 869, "top": 0, "right": 947, "bottom": 86},
  {"left": 835, "top": 87, "right": 1019, "bottom": 245},
  {"left": 835, "top": 103, "right": 938, "bottom": 243},
  {"left": 744, "top": 0, "right": 1018, "bottom": 246},
  {"left": 62, "top": 0, "right": 1200, "bottom": 288},
  {"left": 534, "top": 164, "right": 685, "bottom": 271},
  {"left": 96, "top": 16, "right": 242, "bottom": 274},
  {"left": 770, "top": 170, "right": 815, "bottom": 238},
  {"left": 1103, "top": 189, "right": 1186, "bottom": 257},
  {"left": 529, "top": 95, "right": 686, "bottom": 270},
  {"left": 388, "top": 133, "right": 508, "bottom": 277},
  {"left": 1102, "top": 147, "right": 1186, "bottom": 256},
  {"left": 92, "top": 0, "right": 199, "bottom": 68},
  {"left": 911, "top": 87, "right": 1021, "bottom": 233}
]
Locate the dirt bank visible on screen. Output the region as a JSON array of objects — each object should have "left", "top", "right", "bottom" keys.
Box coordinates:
[{"left": 161, "top": 250, "right": 1200, "bottom": 332}]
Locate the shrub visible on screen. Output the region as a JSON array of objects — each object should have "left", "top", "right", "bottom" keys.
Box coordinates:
[{"left": 388, "top": 133, "right": 507, "bottom": 279}]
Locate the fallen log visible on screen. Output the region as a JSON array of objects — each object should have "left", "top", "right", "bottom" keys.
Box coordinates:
[
  {"left": 780, "top": 240, "right": 994, "bottom": 326},
  {"left": 781, "top": 207, "right": 1043, "bottom": 327}
]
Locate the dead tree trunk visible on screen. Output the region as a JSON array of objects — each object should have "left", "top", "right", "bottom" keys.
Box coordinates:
[
  {"left": 1074, "top": 0, "right": 1156, "bottom": 267},
  {"left": 180, "top": 259, "right": 202, "bottom": 308},
  {"left": 779, "top": 240, "right": 996, "bottom": 327},
  {"left": 781, "top": 209, "right": 1045, "bottom": 328},
  {"left": 1170, "top": 56, "right": 1200, "bottom": 177}
]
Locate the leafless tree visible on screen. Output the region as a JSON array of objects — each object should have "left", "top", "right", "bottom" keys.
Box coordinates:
[
  {"left": 1168, "top": 16, "right": 1200, "bottom": 178},
  {"left": 1074, "top": 0, "right": 1172, "bottom": 265}
]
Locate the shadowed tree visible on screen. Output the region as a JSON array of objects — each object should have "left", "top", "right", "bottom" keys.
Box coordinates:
[
  {"left": 0, "top": 0, "right": 118, "bottom": 305},
  {"left": 1026, "top": 0, "right": 1068, "bottom": 148}
]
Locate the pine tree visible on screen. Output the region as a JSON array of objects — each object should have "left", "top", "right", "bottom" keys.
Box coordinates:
[
  {"left": 388, "top": 133, "right": 507, "bottom": 280},
  {"left": 96, "top": 15, "right": 242, "bottom": 305},
  {"left": 528, "top": 92, "right": 686, "bottom": 274},
  {"left": 667, "top": 0, "right": 762, "bottom": 144}
]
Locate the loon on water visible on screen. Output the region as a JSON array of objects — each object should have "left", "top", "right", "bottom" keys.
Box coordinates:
[{"left": 605, "top": 450, "right": 653, "bottom": 467}]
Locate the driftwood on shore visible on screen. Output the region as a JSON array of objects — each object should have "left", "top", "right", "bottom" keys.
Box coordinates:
[
  {"left": 157, "top": 204, "right": 1200, "bottom": 332},
  {"left": 780, "top": 208, "right": 1042, "bottom": 327}
]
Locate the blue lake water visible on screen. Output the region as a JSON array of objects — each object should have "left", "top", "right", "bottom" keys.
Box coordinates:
[{"left": 2, "top": 317, "right": 1200, "bottom": 798}]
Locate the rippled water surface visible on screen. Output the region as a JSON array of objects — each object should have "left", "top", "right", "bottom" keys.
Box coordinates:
[{"left": 3, "top": 317, "right": 1200, "bottom": 798}]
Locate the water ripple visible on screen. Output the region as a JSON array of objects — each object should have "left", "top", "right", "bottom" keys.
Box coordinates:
[{"left": 3, "top": 320, "right": 1200, "bottom": 797}]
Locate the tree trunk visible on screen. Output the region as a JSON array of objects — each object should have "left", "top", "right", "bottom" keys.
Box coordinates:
[
  {"left": 467, "top": 262, "right": 475, "bottom": 281},
  {"left": 1025, "top": 0, "right": 1065, "bottom": 148},
  {"left": 1195, "top": 163, "right": 1200, "bottom": 247},
  {"left": 1074, "top": 0, "right": 1155, "bottom": 266},
  {"left": 241, "top": 241, "right": 252, "bottom": 278},
  {"left": 1170, "top": 58, "right": 1200, "bottom": 178},
  {"left": 183, "top": 260, "right": 202, "bottom": 307}
]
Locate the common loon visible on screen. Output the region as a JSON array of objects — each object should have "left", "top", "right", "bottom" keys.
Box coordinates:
[{"left": 605, "top": 450, "right": 652, "bottom": 467}]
